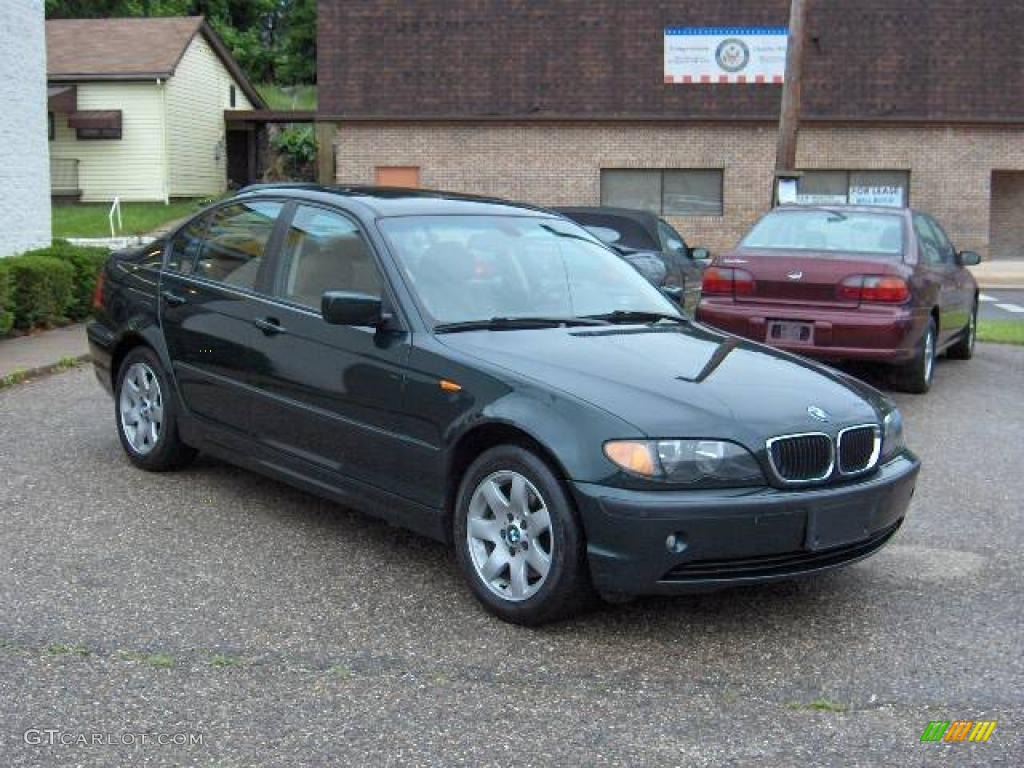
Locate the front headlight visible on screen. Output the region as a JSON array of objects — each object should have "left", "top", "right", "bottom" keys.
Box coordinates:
[
  {"left": 880, "top": 409, "right": 906, "bottom": 463},
  {"left": 604, "top": 439, "right": 765, "bottom": 487}
]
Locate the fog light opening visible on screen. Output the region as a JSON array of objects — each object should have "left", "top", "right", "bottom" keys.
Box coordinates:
[{"left": 665, "top": 533, "right": 688, "bottom": 555}]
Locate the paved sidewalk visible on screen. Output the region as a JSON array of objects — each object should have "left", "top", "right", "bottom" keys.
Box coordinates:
[
  {"left": 969, "top": 258, "right": 1024, "bottom": 289},
  {"left": 0, "top": 323, "right": 88, "bottom": 381}
]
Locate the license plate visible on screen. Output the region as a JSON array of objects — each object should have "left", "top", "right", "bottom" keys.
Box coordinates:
[
  {"left": 768, "top": 320, "right": 813, "bottom": 344},
  {"left": 805, "top": 499, "right": 877, "bottom": 551}
]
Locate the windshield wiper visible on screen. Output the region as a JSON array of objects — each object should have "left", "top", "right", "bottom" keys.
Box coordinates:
[
  {"left": 434, "top": 316, "right": 612, "bottom": 334},
  {"left": 584, "top": 310, "right": 687, "bottom": 325}
]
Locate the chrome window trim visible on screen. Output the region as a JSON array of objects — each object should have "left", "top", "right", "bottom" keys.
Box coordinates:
[
  {"left": 836, "top": 423, "right": 882, "bottom": 476},
  {"left": 765, "top": 431, "right": 834, "bottom": 485}
]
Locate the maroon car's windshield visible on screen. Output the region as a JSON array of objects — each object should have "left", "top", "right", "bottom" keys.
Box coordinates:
[{"left": 741, "top": 210, "right": 904, "bottom": 257}]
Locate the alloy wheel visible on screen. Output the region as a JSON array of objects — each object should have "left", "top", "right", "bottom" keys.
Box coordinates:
[
  {"left": 923, "top": 327, "right": 935, "bottom": 383},
  {"left": 119, "top": 362, "right": 163, "bottom": 455},
  {"left": 466, "top": 470, "right": 554, "bottom": 602}
]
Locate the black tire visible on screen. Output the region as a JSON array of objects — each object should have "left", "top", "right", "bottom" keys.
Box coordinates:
[
  {"left": 114, "top": 346, "right": 197, "bottom": 471},
  {"left": 946, "top": 302, "right": 977, "bottom": 360},
  {"left": 894, "top": 318, "right": 937, "bottom": 394},
  {"left": 453, "top": 445, "right": 595, "bottom": 625}
]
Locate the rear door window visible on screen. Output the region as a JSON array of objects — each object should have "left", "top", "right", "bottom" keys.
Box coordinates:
[
  {"left": 913, "top": 214, "right": 944, "bottom": 266},
  {"left": 166, "top": 217, "right": 207, "bottom": 274},
  {"left": 194, "top": 201, "right": 283, "bottom": 290},
  {"left": 274, "top": 205, "right": 382, "bottom": 309}
]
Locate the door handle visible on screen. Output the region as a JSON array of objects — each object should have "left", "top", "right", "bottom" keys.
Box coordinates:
[
  {"left": 161, "top": 290, "right": 187, "bottom": 306},
  {"left": 253, "top": 317, "right": 287, "bottom": 335}
]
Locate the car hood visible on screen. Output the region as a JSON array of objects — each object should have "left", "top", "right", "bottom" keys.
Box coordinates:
[{"left": 437, "top": 322, "right": 886, "bottom": 447}]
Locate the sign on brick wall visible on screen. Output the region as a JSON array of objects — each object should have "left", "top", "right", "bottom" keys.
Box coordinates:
[{"left": 664, "top": 28, "right": 788, "bottom": 85}]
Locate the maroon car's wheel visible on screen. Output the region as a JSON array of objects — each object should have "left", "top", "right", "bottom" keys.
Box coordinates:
[
  {"left": 947, "top": 303, "right": 977, "bottom": 361},
  {"left": 895, "top": 318, "right": 936, "bottom": 394}
]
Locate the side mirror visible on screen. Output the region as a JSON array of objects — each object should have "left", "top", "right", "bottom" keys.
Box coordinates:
[
  {"left": 691, "top": 247, "right": 712, "bottom": 268},
  {"left": 322, "top": 291, "right": 384, "bottom": 326},
  {"left": 661, "top": 285, "right": 684, "bottom": 303},
  {"left": 957, "top": 250, "right": 981, "bottom": 267}
]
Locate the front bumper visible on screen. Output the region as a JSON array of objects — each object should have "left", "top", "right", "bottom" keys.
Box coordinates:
[
  {"left": 573, "top": 453, "right": 919, "bottom": 595},
  {"left": 86, "top": 321, "right": 116, "bottom": 395}
]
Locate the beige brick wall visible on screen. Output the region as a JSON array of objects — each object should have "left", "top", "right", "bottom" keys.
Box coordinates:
[
  {"left": 990, "top": 171, "right": 1024, "bottom": 259},
  {"left": 334, "top": 122, "right": 1024, "bottom": 259}
]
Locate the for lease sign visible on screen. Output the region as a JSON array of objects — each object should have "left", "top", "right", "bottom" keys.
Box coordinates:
[{"left": 664, "top": 27, "right": 788, "bottom": 84}]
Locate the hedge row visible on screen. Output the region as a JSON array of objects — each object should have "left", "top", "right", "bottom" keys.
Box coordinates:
[{"left": 0, "top": 241, "right": 110, "bottom": 337}]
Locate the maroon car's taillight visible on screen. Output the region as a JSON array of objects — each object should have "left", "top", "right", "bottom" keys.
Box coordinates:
[
  {"left": 838, "top": 275, "right": 910, "bottom": 303},
  {"left": 91, "top": 269, "right": 106, "bottom": 311},
  {"left": 702, "top": 267, "right": 755, "bottom": 296}
]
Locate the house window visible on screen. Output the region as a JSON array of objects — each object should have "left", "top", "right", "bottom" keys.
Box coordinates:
[
  {"left": 69, "top": 110, "right": 122, "bottom": 140},
  {"left": 601, "top": 169, "right": 724, "bottom": 216},
  {"left": 797, "top": 170, "right": 909, "bottom": 207},
  {"left": 230, "top": 85, "right": 237, "bottom": 108}
]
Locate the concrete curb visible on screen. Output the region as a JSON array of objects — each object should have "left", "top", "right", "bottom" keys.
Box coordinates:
[{"left": 0, "top": 353, "right": 91, "bottom": 388}]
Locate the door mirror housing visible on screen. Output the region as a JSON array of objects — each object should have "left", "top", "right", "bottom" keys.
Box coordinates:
[
  {"left": 322, "top": 291, "right": 384, "bottom": 326},
  {"left": 691, "top": 247, "right": 712, "bottom": 268},
  {"left": 957, "top": 250, "right": 981, "bottom": 267},
  {"left": 661, "top": 285, "right": 684, "bottom": 303}
]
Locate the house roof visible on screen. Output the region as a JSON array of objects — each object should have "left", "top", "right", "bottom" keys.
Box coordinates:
[{"left": 46, "top": 16, "right": 264, "bottom": 108}]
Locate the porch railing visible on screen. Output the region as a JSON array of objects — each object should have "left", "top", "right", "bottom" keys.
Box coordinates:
[{"left": 50, "top": 158, "right": 80, "bottom": 195}]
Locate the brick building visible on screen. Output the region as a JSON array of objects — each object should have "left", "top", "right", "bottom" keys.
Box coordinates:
[{"left": 316, "top": 0, "right": 1024, "bottom": 259}]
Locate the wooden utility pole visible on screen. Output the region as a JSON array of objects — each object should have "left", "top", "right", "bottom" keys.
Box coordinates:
[{"left": 774, "top": 0, "right": 809, "bottom": 202}]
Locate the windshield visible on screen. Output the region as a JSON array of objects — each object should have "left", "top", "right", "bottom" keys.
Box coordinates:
[
  {"left": 741, "top": 210, "right": 904, "bottom": 257},
  {"left": 378, "top": 215, "right": 678, "bottom": 326}
]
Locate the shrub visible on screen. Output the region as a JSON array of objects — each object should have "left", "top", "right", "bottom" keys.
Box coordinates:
[
  {"left": 43, "top": 240, "right": 110, "bottom": 320},
  {"left": 6, "top": 254, "right": 76, "bottom": 329},
  {"left": 0, "top": 260, "right": 13, "bottom": 337}
]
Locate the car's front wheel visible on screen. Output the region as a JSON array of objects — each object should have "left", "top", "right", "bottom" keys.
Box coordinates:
[
  {"left": 453, "top": 445, "right": 594, "bottom": 625},
  {"left": 115, "top": 346, "right": 196, "bottom": 471}
]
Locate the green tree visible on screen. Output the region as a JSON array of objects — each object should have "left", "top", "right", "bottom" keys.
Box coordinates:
[{"left": 45, "top": 0, "right": 315, "bottom": 85}]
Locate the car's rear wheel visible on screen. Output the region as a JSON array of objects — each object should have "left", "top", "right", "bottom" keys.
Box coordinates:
[
  {"left": 453, "top": 445, "right": 594, "bottom": 625},
  {"left": 946, "top": 302, "right": 977, "bottom": 360},
  {"left": 115, "top": 346, "right": 196, "bottom": 471},
  {"left": 895, "top": 318, "right": 936, "bottom": 394}
]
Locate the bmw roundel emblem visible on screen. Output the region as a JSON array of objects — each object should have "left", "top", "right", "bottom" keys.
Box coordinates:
[{"left": 807, "top": 405, "right": 831, "bottom": 423}]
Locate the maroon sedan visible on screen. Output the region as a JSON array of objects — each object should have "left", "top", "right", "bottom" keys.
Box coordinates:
[{"left": 696, "top": 205, "right": 980, "bottom": 393}]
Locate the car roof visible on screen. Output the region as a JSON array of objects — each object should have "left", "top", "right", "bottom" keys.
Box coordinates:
[
  {"left": 773, "top": 204, "right": 912, "bottom": 216},
  {"left": 234, "top": 183, "right": 557, "bottom": 218},
  {"left": 553, "top": 206, "right": 661, "bottom": 225}
]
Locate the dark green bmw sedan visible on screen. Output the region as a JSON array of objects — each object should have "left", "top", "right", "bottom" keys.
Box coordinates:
[{"left": 88, "top": 186, "right": 920, "bottom": 625}]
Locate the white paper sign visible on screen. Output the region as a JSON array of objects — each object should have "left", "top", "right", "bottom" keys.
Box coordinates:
[
  {"left": 777, "top": 178, "right": 798, "bottom": 204},
  {"left": 665, "top": 27, "right": 789, "bottom": 84},
  {"left": 849, "top": 185, "right": 905, "bottom": 207}
]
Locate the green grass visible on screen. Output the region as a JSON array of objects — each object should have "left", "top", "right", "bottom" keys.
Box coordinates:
[
  {"left": 52, "top": 199, "right": 206, "bottom": 239},
  {"left": 47, "top": 643, "right": 90, "bottom": 657},
  {"left": 208, "top": 653, "right": 247, "bottom": 669},
  {"left": 256, "top": 83, "right": 317, "bottom": 111},
  {"left": 787, "top": 697, "right": 848, "bottom": 713},
  {"left": 977, "top": 319, "right": 1024, "bottom": 345}
]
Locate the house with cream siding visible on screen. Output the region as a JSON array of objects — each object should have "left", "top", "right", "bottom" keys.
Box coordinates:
[{"left": 45, "top": 16, "right": 264, "bottom": 203}]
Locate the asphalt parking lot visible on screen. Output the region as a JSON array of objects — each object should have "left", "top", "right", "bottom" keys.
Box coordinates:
[
  {"left": 1, "top": 344, "right": 1022, "bottom": 767},
  {"left": 979, "top": 290, "right": 1024, "bottom": 321}
]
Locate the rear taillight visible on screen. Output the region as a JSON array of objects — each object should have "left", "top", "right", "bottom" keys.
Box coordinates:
[
  {"left": 702, "top": 266, "right": 755, "bottom": 296},
  {"left": 91, "top": 269, "right": 106, "bottom": 311},
  {"left": 838, "top": 275, "right": 910, "bottom": 304}
]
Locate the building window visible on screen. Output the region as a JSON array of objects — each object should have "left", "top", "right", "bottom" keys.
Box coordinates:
[
  {"left": 230, "top": 85, "right": 237, "bottom": 108},
  {"left": 797, "top": 170, "right": 909, "bottom": 207},
  {"left": 601, "top": 169, "right": 723, "bottom": 216},
  {"left": 48, "top": 112, "right": 54, "bottom": 141}
]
